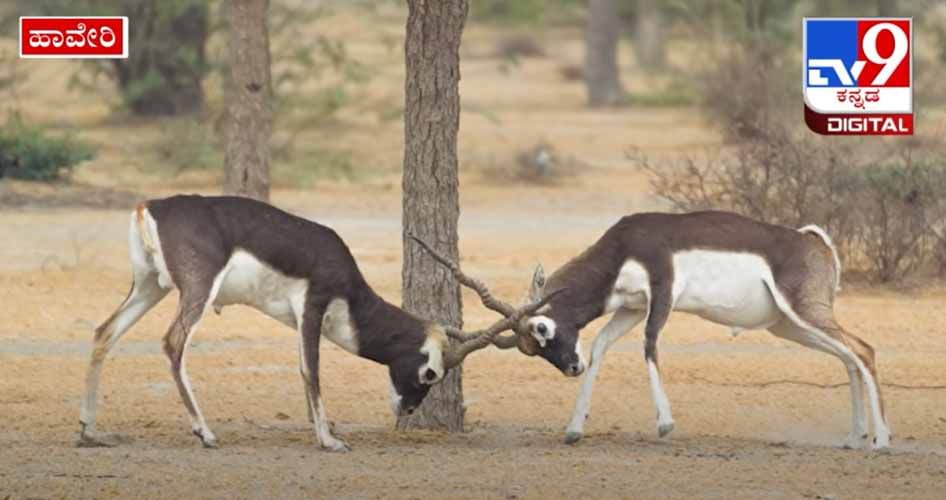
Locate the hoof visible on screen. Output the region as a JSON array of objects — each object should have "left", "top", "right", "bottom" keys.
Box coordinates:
[
  {"left": 193, "top": 428, "right": 219, "bottom": 449},
  {"left": 77, "top": 432, "right": 130, "bottom": 448},
  {"left": 872, "top": 434, "right": 891, "bottom": 451},
  {"left": 657, "top": 422, "right": 675, "bottom": 438},
  {"left": 564, "top": 432, "right": 583, "bottom": 445},
  {"left": 842, "top": 433, "right": 869, "bottom": 450},
  {"left": 322, "top": 439, "right": 352, "bottom": 453}
]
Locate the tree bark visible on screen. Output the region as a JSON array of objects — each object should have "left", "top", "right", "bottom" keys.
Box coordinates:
[
  {"left": 585, "top": 0, "right": 625, "bottom": 107},
  {"left": 223, "top": 0, "right": 272, "bottom": 202},
  {"left": 633, "top": 0, "right": 666, "bottom": 69},
  {"left": 398, "top": 0, "right": 468, "bottom": 432}
]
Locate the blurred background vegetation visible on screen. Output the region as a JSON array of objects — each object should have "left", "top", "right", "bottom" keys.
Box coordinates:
[{"left": 0, "top": 0, "right": 945, "bottom": 282}]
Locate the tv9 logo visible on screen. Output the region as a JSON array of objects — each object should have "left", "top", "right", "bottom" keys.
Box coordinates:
[{"left": 803, "top": 18, "right": 912, "bottom": 135}]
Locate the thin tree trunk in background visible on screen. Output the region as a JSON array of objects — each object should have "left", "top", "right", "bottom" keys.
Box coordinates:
[
  {"left": 585, "top": 0, "right": 625, "bottom": 107},
  {"left": 398, "top": 0, "right": 467, "bottom": 432},
  {"left": 634, "top": 0, "right": 666, "bottom": 69},
  {"left": 223, "top": 0, "right": 272, "bottom": 202}
]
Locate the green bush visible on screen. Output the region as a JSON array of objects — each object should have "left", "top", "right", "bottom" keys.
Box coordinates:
[{"left": 0, "top": 121, "right": 95, "bottom": 181}]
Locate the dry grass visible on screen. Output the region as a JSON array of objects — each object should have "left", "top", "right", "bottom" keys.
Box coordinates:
[{"left": 1, "top": 5, "right": 945, "bottom": 500}]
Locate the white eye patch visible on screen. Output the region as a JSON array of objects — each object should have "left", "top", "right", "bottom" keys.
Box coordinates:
[
  {"left": 419, "top": 332, "right": 445, "bottom": 385},
  {"left": 527, "top": 316, "right": 556, "bottom": 347},
  {"left": 419, "top": 366, "right": 442, "bottom": 385}
]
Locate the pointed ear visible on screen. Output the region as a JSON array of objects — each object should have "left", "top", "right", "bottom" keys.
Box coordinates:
[{"left": 529, "top": 263, "right": 546, "bottom": 302}]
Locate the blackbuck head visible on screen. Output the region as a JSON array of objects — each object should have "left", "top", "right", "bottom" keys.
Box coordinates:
[
  {"left": 389, "top": 306, "right": 554, "bottom": 417},
  {"left": 517, "top": 264, "right": 585, "bottom": 377},
  {"left": 408, "top": 235, "right": 581, "bottom": 379}
]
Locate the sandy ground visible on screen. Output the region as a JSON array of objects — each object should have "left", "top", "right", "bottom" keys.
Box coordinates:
[
  {"left": 3, "top": 189, "right": 946, "bottom": 499},
  {"left": 3, "top": 4, "right": 946, "bottom": 499}
]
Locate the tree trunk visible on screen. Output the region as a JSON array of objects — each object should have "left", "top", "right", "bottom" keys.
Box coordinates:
[
  {"left": 585, "top": 0, "right": 625, "bottom": 107},
  {"left": 398, "top": 0, "right": 468, "bottom": 433},
  {"left": 633, "top": 0, "right": 666, "bottom": 69},
  {"left": 223, "top": 0, "right": 272, "bottom": 202}
]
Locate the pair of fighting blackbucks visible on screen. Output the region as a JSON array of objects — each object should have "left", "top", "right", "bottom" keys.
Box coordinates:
[{"left": 78, "top": 195, "right": 891, "bottom": 452}]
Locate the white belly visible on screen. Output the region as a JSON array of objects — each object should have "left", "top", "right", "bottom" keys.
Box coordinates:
[
  {"left": 213, "top": 250, "right": 307, "bottom": 328},
  {"left": 671, "top": 250, "right": 780, "bottom": 329},
  {"left": 605, "top": 251, "right": 782, "bottom": 330}
]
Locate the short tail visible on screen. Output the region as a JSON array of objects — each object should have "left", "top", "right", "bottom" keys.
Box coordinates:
[
  {"left": 798, "top": 224, "right": 842, "bottom": 292},
  {"left": 134, "top": 201, "right": 157, "bottom": 255}
]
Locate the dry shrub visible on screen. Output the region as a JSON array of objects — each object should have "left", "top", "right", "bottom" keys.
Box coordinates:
[
  {"left": 633, "top": 132, "right": 859, "bottom": 260},
  {"left": 700, "top": 42, "right": 796, "bottom": 143},
  {"left": 480, "top": 142, "right": 580, "bottom": 185},
  {"left": 846, "top": 154, "right": 946, "bottom": 282},
  {"left": 638, "top": 80, "right": 946, "bottom": 285},
  {"left": 637, "top": 139, "right": 946, "bottom": 283},
  {"left": 638, "top": 38, "right": 946, "bottom": 283}
]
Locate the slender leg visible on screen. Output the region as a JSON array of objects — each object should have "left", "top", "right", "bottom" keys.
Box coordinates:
[
  {"left": 842, "top": 332, "right": 889, "bottom": 449},
  {"left": 843, "top": 363, "right": 868, "bottom": 448},
  {"left": 643, "top": 279, "right": 675, "bottom": 438},
  {"left": 304, "top": 381, "right": 315, "bottom": 423},
  {"left": 646, "top": 354, "right": 675, "bottom": 438},
  {"left": 298, "top": 336, "right": 314, "bottom": 423},
  {"left": 564, "top": 309, "right": 645, "bottom": 444},
  {"left": 79, "top": 273, "right": 168, "bottom": 447},
  {"left": 811, "top": 324, "right": 888, "bottom": 449},
  {"left": 768, "top": 316, "right": 880, "bottom": 449},
  {"left": 298, "top": 302, "right": 349, "bottom": 452},
  {"left": 766, "top": 248, "right": 889, "bottom": 450},
  {"left": 163, "top": 281, "right": 220, "bottom": 448}
]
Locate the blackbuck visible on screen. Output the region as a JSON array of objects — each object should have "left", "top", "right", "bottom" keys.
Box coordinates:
[
  {"left": 80, "top": 195, "right": 555, "bottom": 451},
  {"left": 418, "top": 211, "right": 891, "bottom": 450}
]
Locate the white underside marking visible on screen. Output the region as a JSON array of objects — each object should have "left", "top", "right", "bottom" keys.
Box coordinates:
[
  {"left": 573, "top": 334, "right": 586, "bottom": 369},
  {"left": 647, "top": 359, "right": 674, "bottom": 429},
  {"left": 322, "top": 298, "right": 360, "bottom": 354},
  {"left": 388, "top": 379, "right": 402, "bottom": 416},
  {"left": 605, "top": 260, "right": 649, "bottom": 314},
  {"left": 108, "top": 215, "right": 159, "bottom": 337},
  {"left": 140, "top": 209, "right": 174, "bottom": 290},
  {"left": 212, "top": 250, "right": 309, "bottom": 326},
  {"left": 672, "top": 251, "right": 782, "bottom": 329},
  {"left": 214, "top": 250, "right": 362, "bottom": 355},
  {"left": 605, "top": 252, "right": 782, "bottom": 331},
  {"left": 419, "top": 327, "right": 445, "bottom": 383}
]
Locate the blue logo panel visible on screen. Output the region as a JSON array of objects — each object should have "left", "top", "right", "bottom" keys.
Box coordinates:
[{"left": 805, "top": 20, "right": 859, "bottom": 87}]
